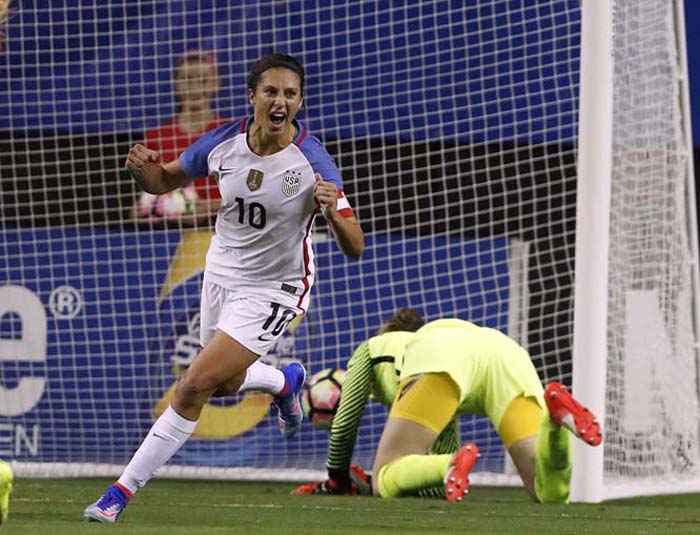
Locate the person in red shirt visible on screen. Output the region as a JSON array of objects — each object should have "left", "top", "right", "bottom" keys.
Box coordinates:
[{"left": 133, "top": 50, "right": 227, "bottom": 226}]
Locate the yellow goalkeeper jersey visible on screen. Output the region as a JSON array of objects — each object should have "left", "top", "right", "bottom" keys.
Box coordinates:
[
  {"left": 400, "top": 319, "right": 545, "bottom": 429},
  {"left": 326, "top": 331, "right": 460, "bottom": 478}
]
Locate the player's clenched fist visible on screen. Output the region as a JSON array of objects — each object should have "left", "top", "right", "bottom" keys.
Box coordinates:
[
  {"left": 314, "top": 172, "right": 338, "bottom": 217},
  {"left": 125, "top": 144, "right": 159, "bottom": 175}
]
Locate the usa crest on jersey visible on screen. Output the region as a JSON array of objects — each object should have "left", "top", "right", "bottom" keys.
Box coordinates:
[{"left": 281, "top": 170, "right": 302, "bottom": 197}]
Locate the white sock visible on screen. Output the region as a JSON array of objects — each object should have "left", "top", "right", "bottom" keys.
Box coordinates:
[
  {"left": 117, "top": 405, "right": 198, "bottom": 494},
  {"left": 238, "top": 360, "right": 285, "bottom": 395}
]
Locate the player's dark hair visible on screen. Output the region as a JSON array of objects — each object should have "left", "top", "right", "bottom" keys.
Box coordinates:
[
  {"left": 247, "top": 53, "right": 305, "bottom": 96},
  {"left": 379, "top": 307, "right": 424, "bottom": 334}
]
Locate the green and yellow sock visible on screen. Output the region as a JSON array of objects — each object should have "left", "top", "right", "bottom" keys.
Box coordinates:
[
  {"left": 377, "top": 454, "right": 452, "bottom": 498},
  {"left": 534, "top": 412, "right": 572, "bottom": 504}
]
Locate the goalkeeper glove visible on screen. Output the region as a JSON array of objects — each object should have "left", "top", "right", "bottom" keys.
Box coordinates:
[{"left": 291, "top": 465, "right": 372, "bottom": 496}]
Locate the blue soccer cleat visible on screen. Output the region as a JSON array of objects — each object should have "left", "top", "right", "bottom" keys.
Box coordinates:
[
  {"left": 83, "top": 483, "right": 131, "bottom": 523},
  {"left": 0, "top": 460, "right": 13, "bottom": 526},
  {"left": 271, "top": 362, "right": 306, "bottom": 438}
]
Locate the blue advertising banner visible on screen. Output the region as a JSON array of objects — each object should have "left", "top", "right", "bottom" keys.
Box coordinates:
[{"left": 0, "top": 227, "right": 510, "bottom": 472}]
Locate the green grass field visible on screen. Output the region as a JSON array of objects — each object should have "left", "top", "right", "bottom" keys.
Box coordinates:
[{"left": 3, "top": 478, "right": 700, "bottom": 534}]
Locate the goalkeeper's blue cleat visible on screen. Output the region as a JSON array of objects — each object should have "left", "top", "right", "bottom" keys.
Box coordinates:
[
  {"left": 0, "top": 460, "right": 13, "bottom": 526},
  {"left": 83, "top": 483, "right": 132, "bottom": 523},
  {"left": 271, "top": 362, "right": 306, "bottom": 438}
]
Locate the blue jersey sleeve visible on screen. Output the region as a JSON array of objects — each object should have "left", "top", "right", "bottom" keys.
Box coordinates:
[
  {"left": 179, "top": 120, "right": 243, "bottom": 179},
  {"left": 298, "top": 134, "right": 343, "bottom": 188}
]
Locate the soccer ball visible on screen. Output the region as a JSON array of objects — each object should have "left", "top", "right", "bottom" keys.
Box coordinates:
[{"left": 301, "top": 368, "right": 346, "bottom": 430}]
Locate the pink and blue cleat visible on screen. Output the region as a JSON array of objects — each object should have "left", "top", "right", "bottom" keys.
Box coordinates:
[
  {"left": 271, "top": 362, "right": 306, "bottom": 438},
  {"left": 83, "top": 482, "right": 132, "bottom": 523}
]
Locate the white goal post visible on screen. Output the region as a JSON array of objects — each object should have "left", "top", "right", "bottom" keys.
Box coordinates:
[
  {"left": 1, "top": 0, "right": 698, "bottom": 503},
  {"left": 573, "top": 0, "right": 700, "bottom": 502}
]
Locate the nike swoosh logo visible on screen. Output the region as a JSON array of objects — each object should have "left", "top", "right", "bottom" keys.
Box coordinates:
[
  {"left": 217, "top": 167, "right": 237, "bottom": 173},
  {"left": 257, "top": 333, "right": 274, "bottom": 342}
]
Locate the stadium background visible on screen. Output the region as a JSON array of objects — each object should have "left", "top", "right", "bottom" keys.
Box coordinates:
[{"left": 0, "top": 0, "right": 697, "bottom": 477}]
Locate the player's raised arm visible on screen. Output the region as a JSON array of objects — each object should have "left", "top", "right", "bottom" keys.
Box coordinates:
[
  {"left": 314, "top": 173, "right": 365, "bottom": 260},
  {"left": 125, "top": 143, "right": 189, "bottom": 195}
]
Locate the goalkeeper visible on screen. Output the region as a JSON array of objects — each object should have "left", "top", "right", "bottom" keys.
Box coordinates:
[
  {"left": 294, "top": 308, "right": 460, "bottom": 497},
  {"left": 294, "top": 308, "right": 602, "bottom": 503}
]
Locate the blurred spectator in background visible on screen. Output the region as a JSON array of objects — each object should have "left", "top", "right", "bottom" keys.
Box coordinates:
[
  {"left": 132, "top": 50, "right": 228, "bottom": 226},
  {"left": 0, "top": 0, "right": 10, "bottom": 51}
]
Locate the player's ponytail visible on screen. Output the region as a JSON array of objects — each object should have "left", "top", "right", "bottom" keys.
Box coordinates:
[{"left": 378, "top": 307, "right": 424, "bottom": 334}]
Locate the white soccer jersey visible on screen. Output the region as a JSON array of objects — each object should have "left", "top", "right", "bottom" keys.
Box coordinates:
[{"left": 179, "top": 116, "right": 355, "bottom": 312}]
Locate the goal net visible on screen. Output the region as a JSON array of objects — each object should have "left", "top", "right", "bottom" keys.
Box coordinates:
[
  {"left": 590, "top": 0, "right": 700, "bottom": 499},
  {"left": 0, "top": 0, "right": 697, "bottom": 501}
]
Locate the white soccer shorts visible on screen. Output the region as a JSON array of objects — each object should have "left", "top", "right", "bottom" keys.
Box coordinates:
[{"left": 199, "top": 277, "right": 303, "bottom": 356}]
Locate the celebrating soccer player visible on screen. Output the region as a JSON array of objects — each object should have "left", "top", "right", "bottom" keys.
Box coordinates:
[{"left": 84, "top": 52, "right": 364, "bottom": 523}]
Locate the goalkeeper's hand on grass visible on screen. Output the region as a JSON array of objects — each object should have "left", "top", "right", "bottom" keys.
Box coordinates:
[{"left": 291, "top": 465, "right": 372, "bottom": 496}]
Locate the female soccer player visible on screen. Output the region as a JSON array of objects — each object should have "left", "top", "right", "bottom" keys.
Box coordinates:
[
  {"left": 295, "top": 308, "right": 601, "bottom": 503},
  {"left": 293, "top": 307, "right": 460, "bottom": 497},
  {"left": 84, "top": 52, "right": 365, "bottom": 523},
  {"left": 132, "top": 50, "right": 227, "bottom": 226}
]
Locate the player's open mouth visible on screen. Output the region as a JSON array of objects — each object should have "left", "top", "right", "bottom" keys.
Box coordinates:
[{"left": 270, "top": 112, "right": 286, "bottom": 126}]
